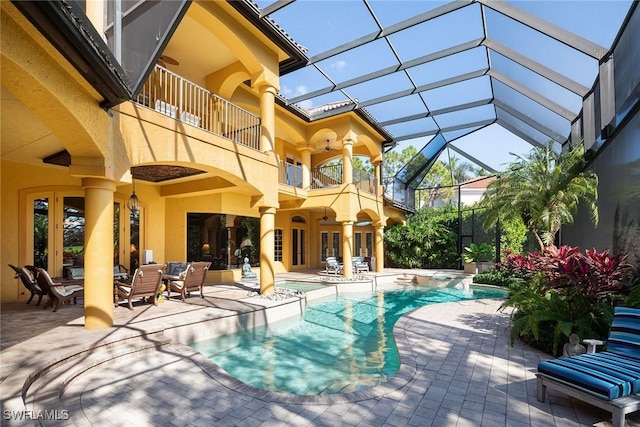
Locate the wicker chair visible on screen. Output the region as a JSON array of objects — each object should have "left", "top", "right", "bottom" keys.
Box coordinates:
[{"left": 167, "top": 261, "right": 211, "bottom": 301}]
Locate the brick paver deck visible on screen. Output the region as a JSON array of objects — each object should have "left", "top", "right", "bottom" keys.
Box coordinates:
[{"left": 1, "top": 270, "right": 637, "bottom": 426}]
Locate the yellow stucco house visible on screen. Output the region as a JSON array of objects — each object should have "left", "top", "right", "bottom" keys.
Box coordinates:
[{"left": 1, "top": 1, "right": 407, "bottom": 328}]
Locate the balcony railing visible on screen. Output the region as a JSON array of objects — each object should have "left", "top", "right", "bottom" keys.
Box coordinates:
[
  {"left": 279, "top": 161, "right": 303, "bottom": 188},
  {"left": 135, "top": 65, "right": 261, "bottom": 150},
  {"left": 311, "top": 164, "right": 342, "bottom": 189},
  {"left": 353, "top": 167, "right": 377, "bottom": 195},
  {"left": 310, "top": 164, "right": 377, "bottom": 194}
]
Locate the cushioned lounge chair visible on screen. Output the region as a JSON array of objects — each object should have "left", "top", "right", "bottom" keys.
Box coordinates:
[
  {"left": 325, "top": 257, "right": 343, "bottom": 275},
  {"left": 8, "top": 264, "right": 46, "bottom": 305},
  {"left": 537, "top": 307, "right": 640, "bottom": 427},
  {"left": 35, "top": 267, "right": 84, "bottom": 312},
  {"left": 352, "top": 257, "right": 369, "bottom": 273},
  {"left": 167, "top": 261, "right": 211, "bottom": 301},
  {"left": 114, "top": 264, "right": 165, "bottom": 310}
]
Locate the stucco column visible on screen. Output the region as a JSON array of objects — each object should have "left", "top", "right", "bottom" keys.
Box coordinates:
[
  {"left": 373, "top": 160, "right": 382, "bottom": 196},
  {"left": 82, "top": 177, "right": 116, "bottom": 329},
  {"left": 342, "top": 220, "right": 354, "bottom": 279},
  {"left": 375, "top": 222, "right": 384, "bottom": 273},
  {"left": 259, "top": 207, "right": 276, "bottom": 295},
  {"left": 342, "top": 138, "right": 354, "bottom": 185},
  {"left": 298, "top": 145, "right": 313, "bottom": 190},
  {"left": 259, "top": 85, "right": 277, "bottom": 153}
]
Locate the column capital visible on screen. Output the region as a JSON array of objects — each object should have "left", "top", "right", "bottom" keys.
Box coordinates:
[
  {"left": 259, "top": 206, "right": 277, "bottom": 215},
  {"left": 256, "top": 83, "right": 278, "bottom": 96},
  {"left": 81, "top": 177, "right": 116, "bottom": 192},
  {"left": 341, "top": 138, "right": 355, "bottom": 147},
  {"left": 297, "top": 143, "right": 315, "bottom": 153}
]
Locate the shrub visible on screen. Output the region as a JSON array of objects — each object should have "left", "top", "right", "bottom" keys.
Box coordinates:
[
  {"left": 499, "top": 245, "right": 636, "bottom": 356},
  {"left": 473, "top": 267, "right": 524, "bottom": 288}
]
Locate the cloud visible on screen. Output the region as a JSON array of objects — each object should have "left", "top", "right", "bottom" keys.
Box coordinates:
[
  {"left": 330, "top": 60, "right": 347, "bottom": 70},
  {"left": 282, "top": 84, "right": 309, "bottom": 98}
]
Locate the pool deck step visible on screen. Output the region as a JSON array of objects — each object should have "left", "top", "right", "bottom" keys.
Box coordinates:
[{"left": 23, "top": 333, "right": 171, "bottom": 426}]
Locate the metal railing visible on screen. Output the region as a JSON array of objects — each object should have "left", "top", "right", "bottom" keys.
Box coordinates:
[
  {"left": 279, "top": 161, "right": 303, "bottom": 188},
  {"left": 353, "top": 168, "right": 377, "bottom": 195},
  {"left": 311, "top": 164, "right": 342, "bottom": 189},
  {"left": 310, "top": 165, "right": 376, "bottom": 194},
  {"left": 135, "top": 65, "right": 261, "bottom": 150}
]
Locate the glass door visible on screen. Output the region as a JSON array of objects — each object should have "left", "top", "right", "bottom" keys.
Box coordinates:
[{"left": 291, "top": 228, "right": 307, "bottom": 268}]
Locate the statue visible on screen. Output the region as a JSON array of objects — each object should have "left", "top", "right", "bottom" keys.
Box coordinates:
[
  {"left": 563, "top": 333, "right": 586, "bottom": 357},
  {"left": 241, "top": 256, "right": 257, "bottom": 280}
]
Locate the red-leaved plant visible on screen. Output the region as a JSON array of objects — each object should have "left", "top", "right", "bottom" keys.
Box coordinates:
[{"left": 513, "top": 245, "right": 634, "bottom": 306}]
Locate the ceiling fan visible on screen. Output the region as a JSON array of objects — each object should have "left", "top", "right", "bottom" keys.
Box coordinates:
[{"left": 158, "top": 54, "right": 179, "bottom": 67}]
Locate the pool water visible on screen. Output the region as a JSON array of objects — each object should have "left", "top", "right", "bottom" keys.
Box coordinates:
[
  {"left": 190, "top": 284, "right": 506, "bottom": 395},
  {"left": 275, "top": 281, "right": 329, "bottom": 292}
]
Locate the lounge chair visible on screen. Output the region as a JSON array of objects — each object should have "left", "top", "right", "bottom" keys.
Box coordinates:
[
  {"left": 35, "top": 267, "right": 84, "bottom": 312},
  {"left": 325, "top": 257, "right": 343, "bottom": 275},
  {"left": 352, "top": 257, "right": 370, "bottom": 273},
  {"left": 114, "top": 264, "right": 165, "bottom": 310},
  {"left": 8, "top": 264, "right": 46, "bottom": 305},
  {"left": 167, "top": 261, "right": 211, "bottom": 301},
  {"left": 537, "top": 307, "right": 640, "bottom": 427}
]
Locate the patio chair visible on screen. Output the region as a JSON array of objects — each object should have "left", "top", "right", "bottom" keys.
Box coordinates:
[
  {"left": 325, "top": 257, "right": 343, "bottom": 275},
  {"left": 537, "top": 307, "right": 640, "bottom": 427},
  {"left": 167, "top": 261, "right": 211, "bottom": 301},
  {"left": 35, "top": 267, "right": 84, "bottom": 312},
  {"left": 352, "top": 257, "right": 370, "bottom": 273},
  {"left": 114, "top": 264, "right": 165, "bottom": 310},
  {"left": 8, "top": 264, "right": 46, "bottom": 305}
]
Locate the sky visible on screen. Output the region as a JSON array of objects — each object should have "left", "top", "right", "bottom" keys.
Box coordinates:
[{"left": 255, "top": 0, "right": 633, "bottom": 173}]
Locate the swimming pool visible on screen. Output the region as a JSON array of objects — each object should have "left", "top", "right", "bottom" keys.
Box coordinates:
[
  {"left": 275, "top": 280, "right": 329, "bottom": 292},
  {"left": 190, "top": 283, "right": 506, "bottom": 395}
]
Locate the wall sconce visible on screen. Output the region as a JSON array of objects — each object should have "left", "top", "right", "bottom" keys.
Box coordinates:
[
  {"left": 325, "top": 139, "right": 331, "bottom": 151},
  {"left": 127, "top": 171, "right": 140, "bottom": 212},
  {"left": 322, "top": 207, "right": 329, "bottom": 221}
]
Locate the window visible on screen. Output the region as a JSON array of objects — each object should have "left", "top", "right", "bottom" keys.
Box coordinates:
[
  {"left": 366, "top": 232, "right": 373, "bottom": 257},
  {"left": 274, "top": 229, "right": 283, "bottom": 262},
  {"left": 332, "top": 232, "right": 340, "bottom": 258},
  {"left": 321, "top": 231, "right": 328, "bottom": 261},
  {"left": 355, "top": 232, "right": 362, "bottom": 257}
]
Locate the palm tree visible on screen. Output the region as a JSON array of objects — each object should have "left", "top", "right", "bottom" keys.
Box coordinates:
[{"left": 480, "top": 140, "right": 598, "bottom": 251}]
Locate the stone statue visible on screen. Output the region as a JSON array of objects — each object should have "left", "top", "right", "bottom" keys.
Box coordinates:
[
  {"left": 563, "top": 333, "right": 586, "bottom": 357},
  {"left": 242, "top": 256, "right": 256, "bottom": 280}
]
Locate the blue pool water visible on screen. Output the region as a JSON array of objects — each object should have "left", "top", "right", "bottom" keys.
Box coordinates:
[
  {"left": 275, "top": 281, "right": 329, "bottom": 292},
  {"left": 190, "top": 284, "right": 506, "bottom": 395}
]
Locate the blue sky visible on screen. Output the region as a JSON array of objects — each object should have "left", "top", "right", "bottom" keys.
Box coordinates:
[{"left": 256, "top": 1, "right": 633, "bottom": 172}]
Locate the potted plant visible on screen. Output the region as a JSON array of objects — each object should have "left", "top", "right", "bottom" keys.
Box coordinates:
[{"left": 462, "top": 243, "right": 494, "bottom": 274}]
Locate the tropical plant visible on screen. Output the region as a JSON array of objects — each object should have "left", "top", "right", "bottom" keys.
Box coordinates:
[
  {"left": 462, "top": 242, "right": 493, "bottom": 263},
  {"left": 480, "top": 140, "right": 598, "bottom": 251},
  {"left": 499, "top": 245, "right": 636, "bottom": 355},
  {"left": 384, "top": 206, "right": 460, "bottom": 269}
]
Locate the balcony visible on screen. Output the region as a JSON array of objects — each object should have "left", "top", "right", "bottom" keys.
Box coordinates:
[
  {"left": 278, "top": 163, "right": 376, "bottom": 194},
  {"left": 279, "top": 161, "right": 303, "bottom": 188},
  {"left": 135, "top": 65, "right": 261, "bottom": 150}
]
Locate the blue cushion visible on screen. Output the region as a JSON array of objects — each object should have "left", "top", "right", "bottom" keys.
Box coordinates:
[
  {"left": 538, "top": 353, "right": 636, "bottom": 399},
  {"left": 538, "top": 307, "right": 640, "bottom": 400},
  {"left": 606, "top": 307, "right": 640, "bottom": 357}
]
